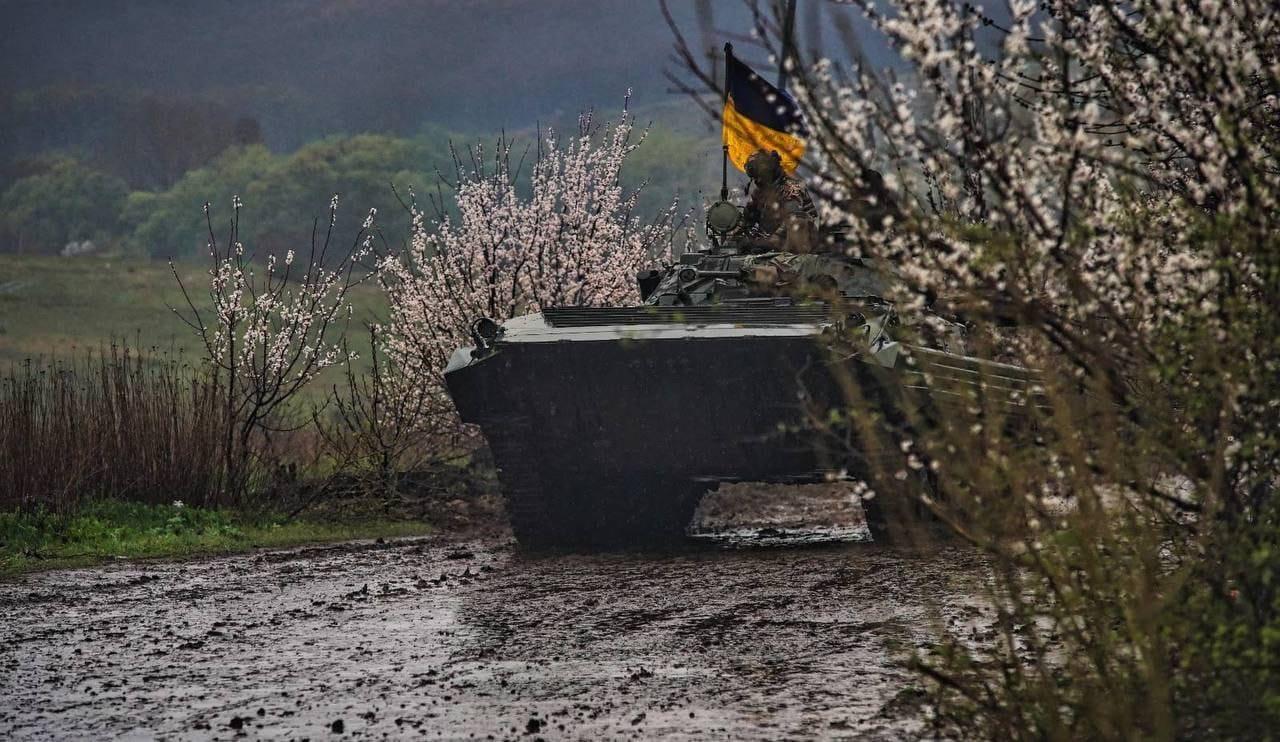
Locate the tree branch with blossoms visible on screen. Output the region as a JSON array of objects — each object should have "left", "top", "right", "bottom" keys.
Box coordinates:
[
  {"left": 668, "top": 0, "right": 1279, "bottom": 735},
  {"left": 378, "top": 98, "right": 687, "bottom": 441},
  {"left": 170, "top": 194, "right": 379, "bottom": 501}
]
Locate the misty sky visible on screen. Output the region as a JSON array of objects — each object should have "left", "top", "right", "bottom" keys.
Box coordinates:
[
  {"left": 2, "top": 1, "right": 739, "bottom": 144},
  {"left": 1, "top": 1, "right": 894, "bottom": 149}
]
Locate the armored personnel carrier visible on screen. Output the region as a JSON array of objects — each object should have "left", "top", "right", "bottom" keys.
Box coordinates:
[{"left": 444, "top": 200, "right": 1040, "bottom": 548}]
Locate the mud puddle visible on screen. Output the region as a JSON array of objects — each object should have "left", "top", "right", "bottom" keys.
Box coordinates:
[
  {"left": 691, "top": 482, "right": 873, "bottom": 548},
  {"left": 0, "top": 488, "right": 991, "bottom": 740}
]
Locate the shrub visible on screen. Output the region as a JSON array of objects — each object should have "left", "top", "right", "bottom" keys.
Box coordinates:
[
  {"left": 666, "top": 0, "right": 1280, "bottom": 736},
  {"left": 126, "top": 135, "right": 454, "bottom": 259},
  {"left": 379, "top": 100, "right": 685, "bottom": 438},
  {"left": 126, "top": 145, "right": 278, "bottom": 258},
  {"left": 169, "top": 195, "right": 376, "bottom": 502},
  {"left": 0, "top": 344, "right": 224, "bottom": 510},
  {"left": 0, "top": 157, "right": 129, "bottom": 254}
]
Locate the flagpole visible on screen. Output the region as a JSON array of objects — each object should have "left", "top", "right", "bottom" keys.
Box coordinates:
[{"left": 721, "top": 42, "right": 732, "bottom": 202}]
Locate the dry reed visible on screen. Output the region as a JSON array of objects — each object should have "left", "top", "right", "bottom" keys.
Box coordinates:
[{"left": 0, "top": 344, "right": 225, "bottom": 510}]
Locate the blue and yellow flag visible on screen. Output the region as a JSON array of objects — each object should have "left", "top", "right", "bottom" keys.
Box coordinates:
[{"left": 722, "top": 51, "right": 807, "bottom": 174}]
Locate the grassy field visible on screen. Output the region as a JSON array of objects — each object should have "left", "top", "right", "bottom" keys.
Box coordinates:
[
  {"left": 0, "top": 500, "right": 431, "bottom": 576},
  {"left": 0, "top": 253, "right": 388, "bottom": 369}
]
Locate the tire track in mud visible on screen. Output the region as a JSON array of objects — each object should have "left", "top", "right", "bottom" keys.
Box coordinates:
[{"left": 0, "top": 536, "right": 991, "bottom": 740}]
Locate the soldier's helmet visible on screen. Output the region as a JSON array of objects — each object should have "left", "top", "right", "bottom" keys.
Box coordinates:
[{"left": 745, "top": 149, "right": 784, "bottom": 185}]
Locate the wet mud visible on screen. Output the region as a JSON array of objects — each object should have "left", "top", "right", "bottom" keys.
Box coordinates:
[{"left": 0, "top": 488, "right": 991, "bottom": 740}]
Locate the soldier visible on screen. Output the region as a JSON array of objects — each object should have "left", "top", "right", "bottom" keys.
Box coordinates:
[
  {"left": 739, "top": 149, "right": 818, "bottom": 254},
  {"left": 741, "top": 252, "right": 847, "bottom": 298}
]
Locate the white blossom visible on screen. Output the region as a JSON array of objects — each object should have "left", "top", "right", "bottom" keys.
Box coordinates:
[{"left": 378, "top": 105, "right": 681, "bottom": 432}]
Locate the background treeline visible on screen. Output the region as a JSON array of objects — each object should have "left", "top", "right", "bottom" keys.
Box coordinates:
[
  {"left": 0, "top": 0, "right": 765, "bottom": 260},
  {"left": 0, "top": 105, "right": 715, "bottom": 259}
]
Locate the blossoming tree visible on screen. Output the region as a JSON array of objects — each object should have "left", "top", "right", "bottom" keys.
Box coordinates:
[
  {"left": 379, "top": 102, "right": 681, "bottom": 439},
  {"left": 667, "top": 0, "right": 1278, "bottom": 734},
  {"left": 172, "top": 195, "right": 376, "bottom": 500}
]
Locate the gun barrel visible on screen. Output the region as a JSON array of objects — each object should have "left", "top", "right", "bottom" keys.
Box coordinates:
[{"left": 678, "top": 267, "right": 744, "bottom": 283}]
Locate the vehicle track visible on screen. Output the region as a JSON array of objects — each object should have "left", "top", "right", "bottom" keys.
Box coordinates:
[{"left": 1, "top": 519, "right": 991, "bottom": 740}]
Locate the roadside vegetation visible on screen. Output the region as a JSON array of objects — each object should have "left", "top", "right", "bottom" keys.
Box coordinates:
[
  {"left": 0, "top": 499, "right": 430, "bottom": 575},
  {"left": 1, "top": 100, "right": 679, "bottom": 574},
  {"left": 666, "top": 0, "right": 1278, "bottom": 737}
]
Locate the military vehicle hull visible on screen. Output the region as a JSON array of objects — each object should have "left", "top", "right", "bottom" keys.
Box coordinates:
[{"left": 445, "top": 305, "right": 1039, "bottom": 548}]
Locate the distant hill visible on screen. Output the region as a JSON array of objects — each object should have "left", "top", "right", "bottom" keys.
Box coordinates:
[
  {"left": 0, "top": 1, "right": 891, "bottom": 164},
  {"left": 0, "top": 1, "right": 751, "bottom": 154}
]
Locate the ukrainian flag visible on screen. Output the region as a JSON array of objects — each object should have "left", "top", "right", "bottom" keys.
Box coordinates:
[{"left": 722, "top": 50, "right": 807, "bottom": 174}]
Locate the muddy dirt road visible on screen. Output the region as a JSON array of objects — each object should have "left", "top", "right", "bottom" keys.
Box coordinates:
[{"left": 1, "top": 502, "right": 990, "bottom": 740}]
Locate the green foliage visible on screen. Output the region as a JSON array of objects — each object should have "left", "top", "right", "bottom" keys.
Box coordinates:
[
  {"left": 125, "top": 135, "right": 456, "bottom": 259},
  {"left": 0, "top": 499, "right": 430, "bottom": 575},
  {"left": 125, "top": 144, "right": 278, "bottom": 258},
  {"left": 247, "top": 134, "right": 453, "bottom": 252},
  {"left": 879, "top": 213, "right": 1280, "bottom": 740},
  {"left": 116, "top": 122, "right": 711, "bottom": 262},
  {"left": 621, "top": 124, "right": 717, "bottom": 219},
  {"left": 1171, "top": 498, "right": 1280, "bottom": 738},
  {"left": 2, "top": 117, "right": 711, "bottom": 262},
  {"left": 0, "top": 158, "right": 129, "bottom": 254}
]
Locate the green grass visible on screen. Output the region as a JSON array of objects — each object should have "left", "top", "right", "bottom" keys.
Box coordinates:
[
  {"left": 0, "top": 253, "right": 387, "bottom": 376},
  {"left": 0, "top": 500, "right": 430, "bottom": 576},
  {"left": 0, "top": 253, "right": 430, "bottom": 577}
]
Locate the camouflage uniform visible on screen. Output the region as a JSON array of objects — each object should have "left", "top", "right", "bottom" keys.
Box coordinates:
[
  {"left": 740, "top": 252, "right": 866, "bottom": 297},
  {"left": 741, "top": 150, "right": 819, "bottom": 254}
]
